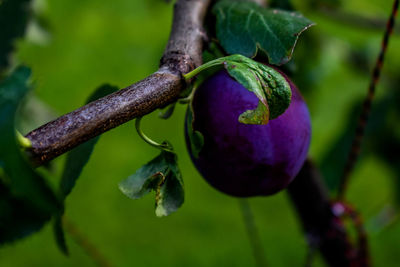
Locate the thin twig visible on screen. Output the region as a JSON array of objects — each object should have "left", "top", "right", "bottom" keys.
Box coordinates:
[
  {"left": 63, "top": 217, "right": 112, "bottom": 267},
  {"left": 238, "top": 199, "right": 268, "bottom": 267},
  {"left": 339, "top": 0, "right": 399, "bottom": 199}
]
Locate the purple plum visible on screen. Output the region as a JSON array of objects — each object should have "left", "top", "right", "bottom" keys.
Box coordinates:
[{"left": 185, "top": 69, "right": 311, "bottom": 197}]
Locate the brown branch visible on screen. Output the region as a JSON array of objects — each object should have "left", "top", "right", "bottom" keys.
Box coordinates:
[
  {"left": 63, "top": 217, "right": 112, "bottom": 267},
  {"left": 25, "top": 0, "right": 211, "bottom": 165},
  {"left": 288, "top": 159, "right": 366, "bottom": 267}
]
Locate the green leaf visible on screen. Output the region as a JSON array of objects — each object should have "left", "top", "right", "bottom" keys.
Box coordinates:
[
  {"left": 119, "top": 150, "right": 184, "bottom": 217},
  {"left": 53, "top": 216, "right": 68, "bottom": 255},
  {"left": 213, "top": 0, "right": 315, "bottom": 65},
  {"left": 55, "top": 84, "right": 118, "bottom": 254},
  {"left": 119, "top": 154, "right": 167, "bottom": 200},
  {"left": 0, "top": 66, "right": 61, "bottom": 244},
  {"left": 0, "top": 0, "right": 32, "bottom": 72},
  {"left": 184, "top": 54, "right": 292, "bottom": 125},
  {"left": 0, "top": 66, "right": 60, "bottom": 213},
  {"left": 185, "top": 108, "right": 204, "bottom": 158},
  {"left": 155, "top": 162, "right": 184, "bottom": 217},
  {"left": 238, "top": 101, "right": 270, "bottom": 125},
  {"left": 158, "top": 103, "right": 176, "bottom": 120},
  {"left": 223, "top": 54, "right": 291, "bottom": 124},
  {"left": 0, "top": 179, "right": 52, "bottom": 245}
]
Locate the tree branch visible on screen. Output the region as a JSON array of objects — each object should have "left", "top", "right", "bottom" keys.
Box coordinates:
[
  {"left": 288, "top": 159, "right": 367, "bottom": 266},
  {"left": 25, "top": 0, "right": 211, "bottom": 165}
]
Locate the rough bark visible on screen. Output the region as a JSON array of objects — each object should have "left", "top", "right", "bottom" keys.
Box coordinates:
[
  {"left": 288, "top": 160, "right": 365, "bottom": 266},
  {"left": 26, "top": 0, "right": 211, "bottom": 165}
]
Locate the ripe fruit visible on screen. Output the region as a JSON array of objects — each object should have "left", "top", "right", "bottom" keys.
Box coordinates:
[{"left": 185, "top": 69, "right": 311, "bottom": 197}]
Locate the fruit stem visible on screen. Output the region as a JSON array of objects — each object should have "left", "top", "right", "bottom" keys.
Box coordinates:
[
  {"left": 135, "top": 117, "right": 174, "bottom": 153},
  {"left": 183, "top": 57, "right": 227, "bottom": 81}
]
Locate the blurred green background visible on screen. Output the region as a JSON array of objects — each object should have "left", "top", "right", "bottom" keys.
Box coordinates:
[{"left": 1, "top": 0, "right": 400, "bottom": 266}]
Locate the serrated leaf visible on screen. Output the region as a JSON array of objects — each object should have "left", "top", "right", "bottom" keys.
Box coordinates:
[
  {"left": 119, "top": 150, "right": 184, "bottom": 217},
  {"left": 0, "top": 0, "right": 32, "bottom": 72},
  {"left": 55, "top": 84, "right": 118, "bottom": 254},
  {"left": 225, "top": 61, "right": 267, "bottom": 104},
  {"left": 0, "top": 66, "right": 61, "bottom": 245},
  {"left": 213, "top": 0, "right": 315, "bottom": 65},
  {"left": 222, "top": 54, "right": 291, "bottom": 124}
]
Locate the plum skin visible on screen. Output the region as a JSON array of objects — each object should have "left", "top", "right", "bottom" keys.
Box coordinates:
[{"left": 185, "top": 69, "right": 311, "bottom": 197}]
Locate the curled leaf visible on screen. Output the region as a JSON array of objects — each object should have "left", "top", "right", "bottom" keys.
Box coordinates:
[
  {"left": 239, "top": 101, "right": 270, "bottom": 125},
  {"left": 119, "top": 150, "right": 184, "bottom": 217},
  {"left": 223, "top": 54, "right": 291, "bottom": 124}
]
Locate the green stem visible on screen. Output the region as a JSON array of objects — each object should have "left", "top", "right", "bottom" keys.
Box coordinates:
[
  {"left": 183, "top": 57, "right": 228, "bottom": 81},
  {"left": 178, "top": 81, "right": 200, "bottom": 104},
  {"left": 135, "top": 117, "right": 174, "bottom": 153},
  {"left": 16, "top": 130, "right": 32, "bottom": 149}
]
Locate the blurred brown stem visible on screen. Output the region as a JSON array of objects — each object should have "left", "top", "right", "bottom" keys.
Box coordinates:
[
  {"left": 288, "top": 160, "right": 366, "bottom": 267},
  {"left": 63, "top": 217, "right": 112, "bottom": 267}
]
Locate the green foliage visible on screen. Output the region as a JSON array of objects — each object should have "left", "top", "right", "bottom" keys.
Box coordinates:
[
  {"left": 213, "top": 0, "right": 314, "bottom": 65},
  {"left": 159, "top": 103, "right": 176, "bottom": 120},
  {"left": 119, "top": 149, "right": 184, "bottom": 217},
  {"left": 53, "top": 215, "right": 68, "bottom": 255},
  {"left": 224, "top": 54, "right": 292, "bottom": 123},
  {"left": 185, "top": 108, "right": 204, "bottom": 159},
  {"left": 0, "top": 66, "right": 61, "bottom": 244},
  {"left": 0, "top": 181, "right": 52, "bottom": 244},
  {"left": 0, "top": 0, "right": 31, "bottom": 72}
]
